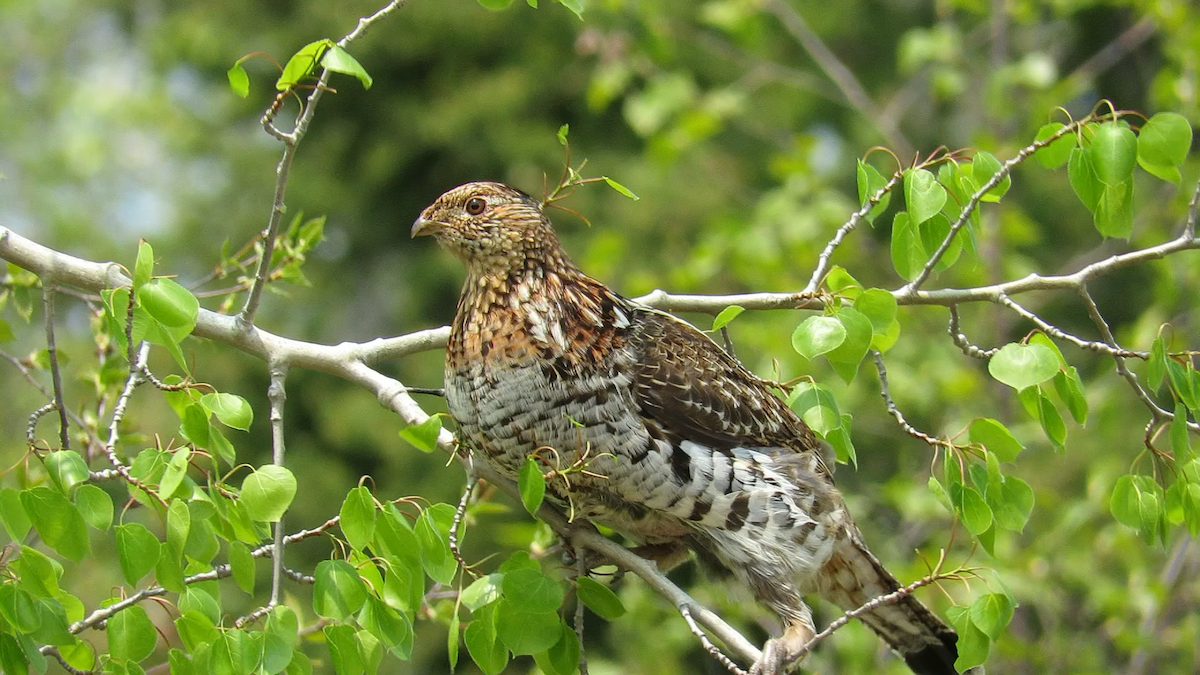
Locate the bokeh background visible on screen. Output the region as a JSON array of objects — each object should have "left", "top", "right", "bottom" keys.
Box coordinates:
[{"left": 2, "top": 0, "right": 1198, "bottom": 672}]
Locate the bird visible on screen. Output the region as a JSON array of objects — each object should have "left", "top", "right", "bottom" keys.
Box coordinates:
[{"left": 412, "top": 180, "right": 960, "bottom": 675}]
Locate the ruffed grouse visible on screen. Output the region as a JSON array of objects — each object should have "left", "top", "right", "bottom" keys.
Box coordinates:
[{"left": 413, "top": 181, "right": 959, "bottom": 675}]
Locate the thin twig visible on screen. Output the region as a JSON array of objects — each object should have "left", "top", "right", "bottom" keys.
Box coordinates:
[
  {"left": 448, "top": 476, "right": 477, "bottom": 578},
  {"left": 947, "top": 305, "right": 998, "bottom": 359},
  {"left": 996, "top": 291, "right": 1145, "bottom": 359},
  {"left": 793, "top": 576, "right": 940, "bottom": 660},
  {"left": 42, "top": 285, "right": 70, "bottom": 449},
  {"left": 680, "top": 603, "right": 748, "bottom": 675},
  {"left": 239, "top": 0, "right": 408, "bottom": 325},
  {"left": 872, "top": 351, "right": 944, "bottom": 448},
  {"left": 802, "top": 171, "right": 903, "bottom": 295},
  {"left": 573, "top": 550, "right": 590, "bottom": 675}
]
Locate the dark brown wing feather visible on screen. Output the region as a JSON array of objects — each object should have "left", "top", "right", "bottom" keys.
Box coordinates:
[{"left": 626, "top": 305, "right": 821, "bottom": 454}]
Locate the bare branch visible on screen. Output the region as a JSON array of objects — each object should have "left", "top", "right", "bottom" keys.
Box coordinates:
[
  {"left": 448, "top": 477, "right": 476, "bottom": 577},
  {"left": 267, "top": 360, "right": 289, "bottom": 609},
  {"left": 764, "top": 0, "right": 915, "bottom": 159}
]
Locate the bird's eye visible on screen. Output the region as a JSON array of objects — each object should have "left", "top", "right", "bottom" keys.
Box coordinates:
[{"left": 465, "top": 197, "right": 487, "bottom": 215}]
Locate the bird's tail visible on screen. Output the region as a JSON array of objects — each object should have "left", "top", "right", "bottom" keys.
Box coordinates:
[{"left": 818, "top": 537, "right": 959, "bottom": 675}]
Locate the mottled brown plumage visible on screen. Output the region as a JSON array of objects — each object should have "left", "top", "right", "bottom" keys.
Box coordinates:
[{"left": 413, "top": 181, "right": 959, "bottom": 674}]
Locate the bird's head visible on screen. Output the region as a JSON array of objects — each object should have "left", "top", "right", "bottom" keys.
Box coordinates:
[{"left": 412, "top": 181, "right": 564, "bottom": 277}]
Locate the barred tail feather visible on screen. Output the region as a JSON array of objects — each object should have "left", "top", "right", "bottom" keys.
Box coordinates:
[{"left": 819, "top": 539, "right": 959, "bottom": 675}]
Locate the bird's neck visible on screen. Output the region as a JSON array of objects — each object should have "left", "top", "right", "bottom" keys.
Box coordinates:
[{"left": 453, "top": 249, "right": 632, "bottom": 360}]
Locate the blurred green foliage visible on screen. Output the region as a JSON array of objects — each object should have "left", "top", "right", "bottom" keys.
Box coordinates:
[{"left": 2, "top": 0, "right": 1199, "bottom": 673}]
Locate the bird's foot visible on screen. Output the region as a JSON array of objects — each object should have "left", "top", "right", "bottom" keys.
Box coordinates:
[{"left": 750, "top": 622, "right": 815, "bottom": 675}]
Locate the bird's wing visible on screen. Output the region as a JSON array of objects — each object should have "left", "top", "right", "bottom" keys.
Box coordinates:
[{"left": 626, "top": 304, "right": 823, "bottom": 456}]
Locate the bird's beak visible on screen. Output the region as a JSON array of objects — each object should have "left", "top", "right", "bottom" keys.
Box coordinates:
[{"left": 411, "top": 216, "right": 440, "bottom": 238}]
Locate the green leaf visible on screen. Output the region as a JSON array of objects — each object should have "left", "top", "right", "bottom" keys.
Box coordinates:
[
  {"left": 1137, "top": 112, "right": 1191, "bottom": 181},
  {"left": 461, "top": 574, "right": 503, "bottom": 611},
  {"left": 602, "top": 176, "right": 639, "bottom": 200},
  {"left": 0, "top": 585, "right": 40, "bottom": 632},
  {"left": 241, "top": 465, "right": 297, "bottom": 522},
  {"left": 321, "top": 45, "right": 373, "bottom": 89},
  {"left": 137, "top": 278, "right": 199, "bottom": 330},
  {"left": 959, "top": 486, "right": 993, "bottom": 536},
  {"left": 1088, "top": 123, "right": 1138, "bottom": 185},
  {"left": 904, "top": 168, "right": 947, "bottom": 225},
  {"left": 824, "top": 266, "right": 862, "bottom": 296},
  {"left": 969, "top": 418, "right": 1024, "bottom": 462},
  {"left": 1053, "top": 367, "right": 1088, "bottom": 425},
  {"left": 928, "top": 476, "right": 953, "bottom": 512},
  {"left": 917, "top": 213, "right": 962, "bottom": 273},
  {"left": 947, "top": 605, "right": 990, "bottom": 670},
  {"left": 479, "top": 0, "right": 517, "bottom": 9},
  {"left": 227, "top": 63, "right": 250, "bottom": 98},
  {"left": 855, "top": 160, "right": 892, "bottom": 223},
  {"left": 358, "top": 596, "right": 413, "bottom": 658},
  {"left": 229, "top": 541, "right": 256, "bottom": 594},
  {"left": 556, "top": 123, "right": 569, "bottom": 146},
  {"left": 853, "top": 289, "right": 897, "bottom": 335},
  {"left": 495, "top": 600, "right": 562, "bottom": 655},
  {"left": 992, "top": 476, "right": 1034, "bottom": 532},
  {"left": 465, "top": 604, "right": 509, "bottom": 675},
  {"left": 971, "top": 151, "right": 1011, "bottom": 202},
  {"left": 1094, "top": 179, "right": 1134, "bottom": 239},
  {"left": 324, "top": 624, "right": 364, "bottom": 675},
  {"left": 825, "top": 307, "right": 873, "bottom": 382},
  {"left": 179, "top": 587, "right": 221, "bottom": 625},
  {"left": 1171, "top": 401, "right": 1192, "bottom": 461},
  {"left": 0, "top": 634, "right": 28, "bottom": 675},
  {"left": 416, "top": 504, "right": 458, "bottom": 585},
  {"left": 1147, "top": 333, "right": 1168, "bottom": 391},
  {"left": 158, "top": 447, "right": 191, "bottom": 500},
  {"left": 1111, "top": 474, "right": 1154, "bottom": 531},
  {"left": 166, "top": 498, "right": 190, "bottom": 556},
  {"left": 1068, "top": 146, "right": 1102, "bottom": 211},
  {"left": 519, "top": 457, "right": 546, "bottom": 516},
  {"left": 262, "top": 633, "right": 293, "bottom": 675},
  {"left": 116, "top": 522, "right": 162, "bottom": 585},
  {"left": 1167, "top": 359, "right": 1200, "bottom": 412},
  {"left": 556, "top": 0, "right": 584, "bottom": 20},
  {"left": 575, "top": 576, "right": 625, "bottom": 620},
  {"left": 0, "top": 489, "right": 31, "bottom": 541},
  {"left": 108, "top": 604, "right": 158, "bottom": 662},
  {"left": 201, "top": 392, "right": 254, "bottom": 431},
  {"left": 399, "top": 415, "right": 443, "bottom": 453},
  {"left": 340, "top": 486, "right": 378, "bottom": 551},
  {"left": 1033, "top": 123, "right": 1076, "bottom": 169},
  {"left": 1019, "top": 386, "right": 1067, "bottom": 450},
  {"left": 20, "top": 487, "right": 89, "bottom": 562},
  {"left": 889, "top": 212, "right": 924, "bottom": 281},
  {"left": 0, "top": 319, "right": 13, "bottom": 342},
  {"left": 313, "top": 560, "right": 368, "bottom": 620},
  {"left": 155, "top": 549, "right": 185, "bottom": 593},
  {"left": 711, "top": 305, "right": 744, "bottom": 331},
  {"left": 823, "top": 413, "right": 857, "bottom": 468},
  {"left": 134, "top": 240, "right": 154, "bottom": 289},
  {"left": 791, "top": 315, "right": 845, "bottom": 359},
  {"left": 536, "top": 622, "right": 581, "bottom": 675},
  {"left": 969, "top": 593, "right": 1014, "bottom": 639},
  {"left": 502, "top": 568, "right": 563, "bottom": 613},
  {"left": 277, "top": 39, "right": 332, "bottom": 90},
  {"left": 210, "top": 629, "right": 262, "bottom": 675},
  {"left": 987, "top": 342, "right": 1060, "bottom": 390},
  {"left": 71, "top": 484, "right": 112, "bottom": 532},
  {"left": 786, "top": 381, "right": 841, "bottom": 436},
  {"left": 44, "top": 451, "right": 90, "bottom": 496}
]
